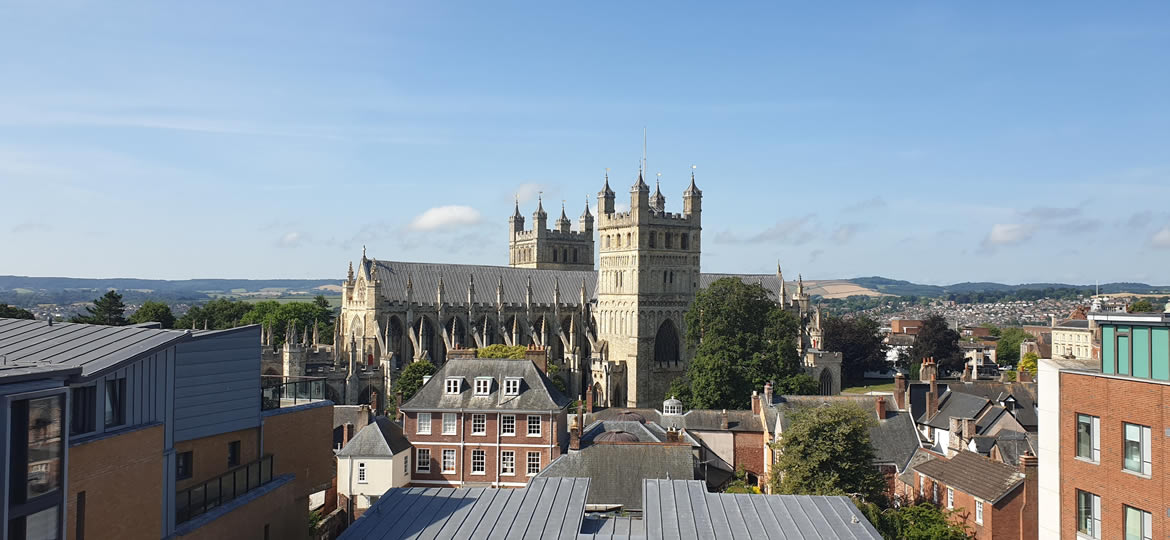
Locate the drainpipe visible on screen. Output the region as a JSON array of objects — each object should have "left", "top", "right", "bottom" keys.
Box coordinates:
[
  {"left": 495, "top": 411, "right": 501, "bottom": 488},
  {"left": 459, "top": 409, "right": 465, "bottom": 487}
]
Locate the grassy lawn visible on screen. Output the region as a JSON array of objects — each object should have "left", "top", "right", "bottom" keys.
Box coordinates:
[{"left": 841, "top": 378, "right": 896, "bottom": 394}]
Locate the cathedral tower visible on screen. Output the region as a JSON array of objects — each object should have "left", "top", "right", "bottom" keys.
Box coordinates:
[
  {"left": 508, "top": 196, "right": 595, "bottom": 270},
  {"left": 596, "top": 169, "right": 702, "bottom": 407}
]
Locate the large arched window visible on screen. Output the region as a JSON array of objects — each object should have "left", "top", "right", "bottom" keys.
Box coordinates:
[
  {"left": 819, "top": 370, "right": 834, "bottom": 395},
  {"left": 681, "top": 233, "right": 689, "bottom": 250},
  {"left": 654, "top": 320, "right": 681, "bottom": 365}
]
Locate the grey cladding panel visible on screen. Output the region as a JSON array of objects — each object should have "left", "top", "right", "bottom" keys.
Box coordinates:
[{"left": 172, "top": 329, "right": 261, "bottom": 442}]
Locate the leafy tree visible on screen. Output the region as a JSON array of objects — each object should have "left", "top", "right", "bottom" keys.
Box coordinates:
[
  {"left": 1018, "top": 352, "right": 1038, "bottom": 377},
  {"left": 823, "top": 315, "right": 889, "bottom": 384},
  {"left": 241, "top": 300, "right": 334, "bottom": 346},
  {"left": 1128, "top": 299, "right": 1156, "bottom": 313},
  {"left": 768, "top": 402, "right": 888, "bottom": 505},
  {"left": 995, "top": 327, "right": 1032, "bottom": 366},
  {"left": 857, "top": 502, "right": 974, "bottom": 540},
  {"left": 477, "top": 344, "right": 527, "bottom": 359},
  {"left": 72, "top": 290, "right": 128, "bottom": 326},
  {"left": 128, "top": 301, "right": 175, "bottom": 328},
  {"left": 395, "top": 360, "right": 436, "bottom": 401},
  {"left": 669, "top": 278, "right": 816, "bottom": 410},
  {"left": 908, "top": 314, "right": 962, "bottom": 375},
  {"left": 175, "top": 298, "right": 253, "bottom": 330},
  {"left": 978, "top": 323, "right": 1002, "bottom": 337},
  {"left": 0, "top": 304, "right": 35, "bottom": 319}
]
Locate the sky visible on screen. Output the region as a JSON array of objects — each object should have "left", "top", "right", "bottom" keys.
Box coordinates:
[{"left": 1, "top": 2, "right": 1168, "bottom": 285}]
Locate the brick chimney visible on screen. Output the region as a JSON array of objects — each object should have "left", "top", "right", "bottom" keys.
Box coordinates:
[
  {"left": 357, "top": 404, "right": 371, "bottom": 432},
  {"left": 963, "top": 418, "right": 975, "bottom": 442},
  {"left": 751, "top": 391, "right": 761, "bottom": 415},
  {"left": 763, "top": 381, "right": 773, "bottom": 407},
  {"left": 1018, "top": 369, "right": 1033, "bottom": 383},
  {"left": 666, "top": 427, "right": 680, "bottom": 443},
  {"left": 395, "top": 392, "right": 403, "bottom": 422},
  {"left": 919, "top": 357, "right": 937, "bottom": 383},
  {"left": 720, "top": 409, "right": 729, "bottom": 430},
  {"left": 370, "top": 390, "right": 379, "bottom": 413},
  {"left": 948, "top": 417, "right": 963, "bottom": 456},
  {"left": 1019, "top": 453, "right": 1039, "bottom": 540},
  {"left": 586, "top": 389, "right": 594, "bottom": 414},
  {"left": 927, "top": 375, "right": 939, "bottom": 419},
  {"left": 875, "top": 396, "right": 887, "bottom": 420},
  {"left": 569, "top": 397, "right": 583, "bottom": 451},
  {"left": 343, "top": 423, "right": 354, "bottom": 445},
  {"left": 893, "top": 373, "right": 907, "bottom": 410},
  {"left": 961, "top": 364, "right": 972, "bottom": 383}
]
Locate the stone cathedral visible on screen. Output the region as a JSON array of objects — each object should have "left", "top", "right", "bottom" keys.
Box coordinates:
[{"left": 327, "top": 170, "right": 841, "bottom": 409}]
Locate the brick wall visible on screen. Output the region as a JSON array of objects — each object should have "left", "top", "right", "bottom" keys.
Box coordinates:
[
  {"left": 176, "top": 478, "right": 305, "bottom": 540},
  {"left": 1059, "top": 372, "right": 1167, "bottom": 539},
  {"left": 732, "top": 431, "right": 764, "bottom": 481},
  {"left": 67, "top": 424, "right": 165, "bottom": 540},
  {"left": 405, "top": 410, "right": 561, "bottom": 486},
  {"left": 175, "top": 427, "right": 261, "bottom": 492},
  {"left": 264, "top": 403, "right": 336, "bottom": 497}
]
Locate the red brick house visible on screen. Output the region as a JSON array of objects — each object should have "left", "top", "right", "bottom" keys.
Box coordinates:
[
  {"left": 399, "top": 358, "right": 570, "bottom": 487},
  {"left": 904, "top": 450, "right": 1037, "bottom": 540}
]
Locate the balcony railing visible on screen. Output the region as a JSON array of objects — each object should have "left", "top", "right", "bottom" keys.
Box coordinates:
[
  {"left": 176, "top": 454, "right": 274, "bottom": 524},
  {"left": 261, "top": 376, "right": 326, "bottom": 411}
]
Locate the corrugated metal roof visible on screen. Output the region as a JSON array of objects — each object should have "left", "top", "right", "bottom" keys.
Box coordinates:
[
  {"left": 0, "top": 317, "right": 190, "bottom": 379},
  {"left": 339, "top": 477, "right": 590, "bottom": 540}
]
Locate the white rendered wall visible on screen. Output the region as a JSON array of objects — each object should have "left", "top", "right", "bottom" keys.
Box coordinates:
[
  {"left": 338, "top": 453, "right": 410, "bottom": 508},
  {"left": 1036, "top": 358, "right": 1062, "bottom": 539}
]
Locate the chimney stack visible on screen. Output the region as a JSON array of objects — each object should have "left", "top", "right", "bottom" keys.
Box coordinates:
[
  {"left": 1018, "top": 369, "right": 1033, "bottom": 383},
  {"left": 666, "top": 427, "right": 680, "bottom": 443},
  {"left": 586, "top": 389, "right": 594, "bottom": 414},
  {"left": 893, "top": 373, "right": 907, "bottom": 410},
  {"left": 568, "top": 397, "right": 583, "bottom": 451},
  {"left": 927, "top": 375, "right": 939, "bottom": 419},
  {"left": 720, "top": 409, "right": 729, "bottom": 430},
  {"left": 963, "top": 418, "right": 976, "bottom": 441},
  {"left": 763, "top": 381, "right": 773, "bottom": 407},
  {"left": 751, "top": 391, "right": 761, "bottom": 415},
  {"left": 395, "top": 392, "right": 403, "bottom": 422},
  {"left": 961, "top": 364, "right": 972, "bottom": 383},
  {"left": 876, "top": 396, "right": 887, "bottom": 420},
  {"left": 1020, "top": 453, "right": 1039, "bottom": 540}
]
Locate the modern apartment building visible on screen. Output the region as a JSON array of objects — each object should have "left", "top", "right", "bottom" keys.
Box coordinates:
[
  {"left": 1038, "top": 311, "right": 1169, "bottom": 539},
  {"left": 0, "top": 318, "right": 333, "bottom": 540},
  {"left": 399, "top": 358, "right": 570, "bottom": 487}
]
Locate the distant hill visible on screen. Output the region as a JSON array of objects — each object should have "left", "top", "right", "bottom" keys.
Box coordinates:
[
  {"left": 0, "top": 275, "right": 341, "bottom": 308},
  {"left": 846, "top": 276, "right": 1170, "bottom": 297}
]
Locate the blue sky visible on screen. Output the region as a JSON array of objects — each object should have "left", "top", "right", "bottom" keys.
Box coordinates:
[{"left": 1, "top": 2, "right": 1168, "bottom": 284}]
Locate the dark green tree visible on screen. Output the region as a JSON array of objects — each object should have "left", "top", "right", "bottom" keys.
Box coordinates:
[
  {"left": 768, "top": 402, "right": 888, "bottom": 504},
  {"left": 0, "top": 304, "right": 35, "bottom": 320},
  {"left": 670, "top": 278, "right": 816, "bottom": 410},
  {"left": 395, "top": 360, "right": 436, "bottom": 401},
  {"left": 477, "top": 344, "right": 527, "bottom": 359},
  {"left": 175, "top": 298, "right": 253, "bottom": 330},
  {"left": 240, "top": 300, "right": 334, "bottom": 346},
  {"left": 1128, "top": 299, "right": 1155, "bottom": 313},
  {"left": 995, "top": 327, "right": 1032, "bottom": 366},
  {"left": 908, "top": 314, "right": 962, "bottom": 374},
  {"left": 128, "top": 301, "right": 176, "bottom": 328},
  {"left": 856, "top": 502, "right": 974, "bottom": 540},
  {"left": 823, "top": 315, "right": 889, "bottom": 385},
  {"left": 72, "top": 290, "right": 128, "bottom": 326}
]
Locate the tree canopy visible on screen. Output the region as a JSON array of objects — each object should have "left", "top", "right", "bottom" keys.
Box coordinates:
[
  {"left": 994, "top": 327, "right": 1032, "bottom": 366},
  {"left": 71, "top": 290, "right": 128, "bottom": 326},
  {"left": 477, "top": 344, "right": 528, "bottom": 359},
  {"left": 768, "top": 402, "right": 887, "bottom": 504},
  {"left": 857, "top": 502, "right": 974, "bottom": 540},
  {"left": 668, "top": 278, "right": 817, "bottom": 410},
  {"left": 908, "top": 314, "right": 962, "bottom": 374},
  {"left": 240, "top": 297, "right": 335, "bottom": 346},
  {"left": 0, "top": 304, "right": 35, "bottom": 320},
  {"left": 128, "top": 301, "right": 176, "bottom": 328},
  {"left": 395, "top": 360, "right": 436, "bottom": 401},
  {"left": 1018, "top": 352, "right": 1038, "bottom": 377},
  {"left": 175, "top": 298, "right": 253, "bottom": 330},
  {"left": 823, "top": 315, "right": 889, "bottom": 384},
  {"left": 1128, "top": 299, "right": 1156, "bottom": 313}
]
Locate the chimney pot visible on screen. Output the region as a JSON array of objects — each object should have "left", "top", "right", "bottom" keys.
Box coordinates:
[
  {"left": 720, "top": 409, "right": 729, "bottom": 430},
  {"left": 876, "top": 397, "right": 887, "bottom": 420},
  {"left": 893, "top": 373, "right": 907, "bottom": 410},
  {"left": 751, "top": 392, "right": 761, "bottom": 415}
]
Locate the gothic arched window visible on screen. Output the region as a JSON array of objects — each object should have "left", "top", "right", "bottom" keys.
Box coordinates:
[
  {"left": 553, "top": 249, "right": 558, "bottom": 262},
  {"left": 573, "top": 248, "right": 578, "bottom": 263},
  {"left": 681, "top": 233, "right": 689, "bottom": 250},
  {"left": 649, "top": 231, "right": 657, "bottom": 248},
  {"left": 665, "top": 232, "right": 673, "bottom": 249},
  {"left": 654, "top": 320, "right": 681, "bottom": 365}
]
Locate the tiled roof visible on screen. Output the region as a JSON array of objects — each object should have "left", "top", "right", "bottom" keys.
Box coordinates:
[
  {"left": 401, "top": 358, "right": 570, "bottom": 412},
  {"left": 337, "top": 416, "right": 412, "bottom": 457},
  {"left": 0, "top": 317, "right": 191, "bottom": 380},
  {"left": 537, "top": 444, "right": 695, "bottom": 511},
  {"left": 913, "top": 450, "right": 1025, "bottom": 503},
  {"left": 898, "top": 448, "right": 942, "bottom": 487}
]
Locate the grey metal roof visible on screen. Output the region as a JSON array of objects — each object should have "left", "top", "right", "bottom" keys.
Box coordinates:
[
  {"left": 1056, "top": 319, "right": 1091, "bottom": 329},
  {"left": 339, "top": 477, "right": 591, "bottom": 540},
  {"left": 641, "top": 479, "right": 882, "bottom": 539},
  {"left": 592, "top": 407, "right": 763, "bottom": 433},
  {"left": 579, "top": 516, "right": 645, "bottom": 539},
  {"left": 537, "top": 445, "right": 695, "bottom": 511},
  {"left": 0, "top": 317, "right": 190, "bottom": 380},
  {"left": 913, "top": 450, "right": 1024, "bottom": 504},
  {"left": 581, "top": 421, "right": 665, "bottom": 444},
  {"left": 337, "top": 416, "right": 412, "bottom": 458},
  {"left": 401, "top": 358, "right": 571, "bottom": 412}
]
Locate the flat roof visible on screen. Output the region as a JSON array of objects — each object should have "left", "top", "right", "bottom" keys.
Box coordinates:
[{"left": 0, "top": 317, "right": 191, "bottom": 380}]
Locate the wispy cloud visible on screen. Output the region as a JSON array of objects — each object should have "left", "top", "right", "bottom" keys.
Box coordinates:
[
  {"left": 843, "top": 197, "right": 886, "bottom": 213},
  {"left": 515, "top": 183, "right": 544, "bottom": 204},
  {"left": 983, "top": 223, "right": 1033, "bottom": 248},
  {"left": 832, "top": 224, "right": 859, "bottom": 244},
  {"left": 1152, "top": 226, "right": 1170, "bottom": 249},
  {"left": 716, "top": 215, "right": 817, "bottom": 245},
  {"left": 11, "top": 222, "right": 53, "bottom": 234},
  {"left": 276, "top": 232, "right": 306, "bottom": 248},
  {"left": 407, "top": 205, "right": 483, "bottom": 232}
]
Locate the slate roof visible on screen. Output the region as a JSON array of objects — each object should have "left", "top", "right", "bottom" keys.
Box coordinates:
[
  {"left": 951, "top": 381, "right": 1038, "bottom": 429},
  {"left": 401, "top": 358, "right": 570, "bottom": 412},
  {"left": 641, "top": 479, "right": 882, "bottom": 539},
  {"left": 923, "top": 392, "right": 990, "bottom": 429},
  {"left": 337, "top": 416, "right": 412, "bottom": 458},
  {"left": 1056, "top": 319, "right": 1091, "bottom": 329},
  {"left": 991, "top": 431, "right": 1034, "bottom": 466},
  {"left": 0, "top": 317, "right": 191, "bottom": 380},
  {"left": 537, "top": 445, "right": 695, "bottom": 511},
  {"left": 339, "top": 477, "right": 590, "bottom": 540},
  {"left": 975, "top": 406, "right": 1007, "bottom": 433},
  {"left": 913, "top": 450, "right": 1024, "bottom": 504},
  {"left": 898, "top": 448, "right": 942, "bottom": 487}
]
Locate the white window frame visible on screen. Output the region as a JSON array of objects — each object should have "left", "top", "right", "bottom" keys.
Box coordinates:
[
  {"left": 932, "top": 482, "right": 938, "bottom": 504},
  {"left": 504, "top": 378, "right": 521, "bottom": 396},
  {"left": 471, "top": 449, "right": 485, "bottom": 475},
  {"left": 501, "top": 414, "right": 516, "bottom": 436},
  {"left": 918, "top": 475, "right": 924, "bottom": 498},
  {"left": 974, "top": 498, "right": 984, "bottom": 524},
  {"left": 501, "top": 451, "right": 516, "bottom": 475},
  {"left": 442, "top": 449, "right": 456, "bottom": 473},
  {"left": 472, "top": 414, "right": 486, "bottom": 435},
  {"left": 526, "top": 451, "right": 541, "bottom": 476},
  {"left": 445, "top": 378, "right": 461, "bottom": 395},
  {"left": 416, "top": 448, "right": 431, "bottom": 473},
  {"left": 1076, "top": 413, "right": 1100, "bottom": 463},
  {"left": 475, "top": 377, "right": 492, "bottom": 396},
  {"left": 1123, "top": 422, "right": 1152, "bottom": 476},
  {"left": 1077, "top": 489, "right": 1101, "bottom": 539},
  {"left": 404, "top": 454, "right": 409, "bottom": 475},
  {"left": 442, "top": 413, "right": 457, "bottom": 435},
  {"left": 417, "top": 412, "right": 432, "bottom": 435},
  {"left": 1125, "top": 505, "right": 1153, "bottom": 540},
  {"left": 358, "top": 462, "right": 367, "bottom": 483},
  {"left": 527, "top": 415, "right": 542, "bottom": 437},
  {"left": 946, "top": 487, "right": 954, "bottom": 509}
]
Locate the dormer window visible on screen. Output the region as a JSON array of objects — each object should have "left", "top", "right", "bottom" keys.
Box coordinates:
[
  {"left": 475, "top": 377, "right": 493, "bottom": 396},
  {"left": 445, "top": 378, "right": 461, "bottom": 395},
  {"left": 504, "top": 378, "right": 522, "bottom": 396}
]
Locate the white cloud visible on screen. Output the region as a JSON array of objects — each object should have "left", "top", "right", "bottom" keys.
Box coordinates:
[
  {"left": 832, "top": 224, "right": 859, "bottom": 244},
  {"left": 515, "top": 183, "right": 544, "bottom": 204},
  {"left": 984, "top": 224, "right": 1033, "bottom": 247},
  {"left": 407, "top": 205, "right": 483, "bottom": 232},
  {"left": 1152, "top": 226, "right": 1170, "bottom": 249},
  {"left": 277, "top": 232, "right": 304, "bottom": 248}
]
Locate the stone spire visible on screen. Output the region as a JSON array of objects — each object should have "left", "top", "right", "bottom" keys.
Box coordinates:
[
  {"left": 405, "top": 273, "right": 414, "bottom": 302},
  {"left": 513, "top": 197, "right": 523, "bottom": 219},
  {"left": 684, "top": 169, "right": 702, "bottom": 196},
  {"left": 436, "top": 276, "right": 445, "bottom": 306},
  {"left": 599, "top": 170, "right": 616, "bottom": 215},
  {"left": 556, "top": 202, "right": 571, "bottom": 232},
  {"left": 650, "top": 176, "right": 666, "bottom": 212},
  {"left": 777, "top": 261, "right": 787, "bottom": 305},
  {"left": 797, "top": 274, "right": 804, "bottom": 296},
  {"left": 347, "top": 261, "right": 354, "bottom": 282},
  {"left": 533, "top": 195, "right": 548, "bottom": 230},
  {"left": 497, "top": 275, "right": 504, "bottom": 305},
  {"left": 683, "top": 167, "right": 702, "bottom": 217},
  {"left": 632, "top": 170, "right": 650, "bottom": 192},
  {"left": 467, "top": 273, "right": 476, "bottom": 306}
]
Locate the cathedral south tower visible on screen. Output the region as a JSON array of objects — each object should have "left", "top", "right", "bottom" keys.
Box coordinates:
[
  {"left": 596, "top": 171, "right": 702, "bottom": 407},
  {"left": 508, "top": 197, "right": 594, "bottom": 270}
]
